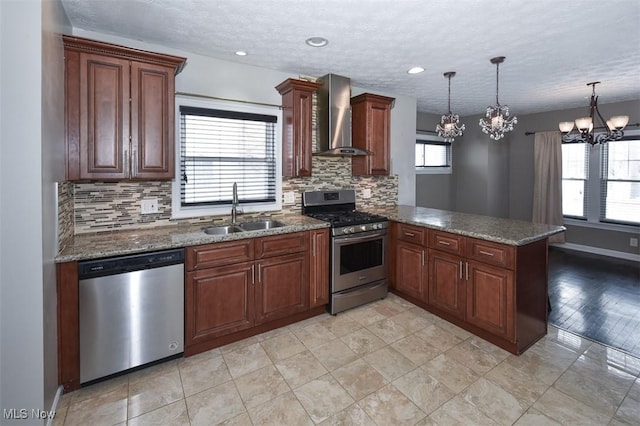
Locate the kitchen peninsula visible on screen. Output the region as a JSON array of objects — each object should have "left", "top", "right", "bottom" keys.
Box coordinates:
[{"left": 375, "top": 205, "right": 565, "bottom": 356}]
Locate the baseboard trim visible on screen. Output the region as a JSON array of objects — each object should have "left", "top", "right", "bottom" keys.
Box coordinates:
[
  {"left": 551, "top": 242, "right": 640, "bottom": 262},
  {"left": 48, "top": 385, "right": 64, "bottom": 426}
]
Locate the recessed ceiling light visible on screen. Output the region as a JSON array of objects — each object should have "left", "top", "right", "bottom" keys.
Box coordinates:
[
  {"left": 305, "top": 37, "right": 329, "bottom": 47},
  {"left": 407, "top": 66, "right": 425, "bottom": 74},
  {"left": 235, "top": 51, "right": 247, "bottom": 56}
]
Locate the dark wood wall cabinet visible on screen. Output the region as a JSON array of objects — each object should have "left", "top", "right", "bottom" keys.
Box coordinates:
[
  {"left": 63, "top": 35, "right": 186, "bottom": 181},
  {"left": 276, "top": 78, "right": 321, "bottom": 177},
  {"left": 391, "top": 222, "right": 548, "bottom": 355},
  {"left": 351, "top": 93, "right": 394, "bottom": 176}
]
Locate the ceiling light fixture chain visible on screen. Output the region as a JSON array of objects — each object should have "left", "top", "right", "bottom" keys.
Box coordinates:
[
  {"left": 436, "top": 71, "right": 465, "bottom": 142},
  {"left": 479, "top": 56, "right": 517, "bottom": 141},
  {"left": 558, "top": 81, "right": 629, "bottom": 146}
]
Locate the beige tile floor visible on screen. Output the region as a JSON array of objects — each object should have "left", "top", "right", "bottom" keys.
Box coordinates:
[{"left": 55, "top": 293, "right": 640, "bottom": 425}]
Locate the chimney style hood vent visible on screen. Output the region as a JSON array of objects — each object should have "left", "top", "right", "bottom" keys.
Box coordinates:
[{"left": 315, "top": 73, "right": 368, "bottom": 156}]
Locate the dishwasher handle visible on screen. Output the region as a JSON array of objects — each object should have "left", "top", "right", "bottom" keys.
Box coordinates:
[{"left": 78, "top": 248, "right": 185, "bottom": 280}]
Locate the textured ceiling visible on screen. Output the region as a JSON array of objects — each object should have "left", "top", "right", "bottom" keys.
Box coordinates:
[{"left": 61, "top": 0, "right": 640, "bottom": 117}]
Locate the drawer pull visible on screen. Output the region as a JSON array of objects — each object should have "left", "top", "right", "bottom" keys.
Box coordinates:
[
  {"left": 479, "top": 250, "right": 495, "bottom": 257},
  {"left": 404, "top": 232, "right": 415, "bottom": 237},
  {"left": 438, "top": 240, "right": 451, "bottom": 246}
]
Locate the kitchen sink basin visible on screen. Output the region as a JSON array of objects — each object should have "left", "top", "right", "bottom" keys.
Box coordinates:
[
  {"left": 239, "top": 219, "right": 286, "bottom": 231},
  {"left": 203, "top": 225, "right": 244, "bottom": 235}
]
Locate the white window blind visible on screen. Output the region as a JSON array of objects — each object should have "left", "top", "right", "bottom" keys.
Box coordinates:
[
  {"left": 561, "top": 142, "right": 589, "bottom": 218},
  {"left": 179, "top": 106, "right": 277, "bottom": 207},
  {"left": 415, "top": 140, "right": 451, "bottom": 168},
  {"left": 601, "top": 138, "right": 640, "bottom": 225}
]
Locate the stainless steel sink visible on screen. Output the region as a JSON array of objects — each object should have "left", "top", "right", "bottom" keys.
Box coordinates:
[
  {"left": 239, "top": 219, "right": 286, "bottom": 231},
  {"left": 203, "top": 225, "right": 244, "bottom": 235}
]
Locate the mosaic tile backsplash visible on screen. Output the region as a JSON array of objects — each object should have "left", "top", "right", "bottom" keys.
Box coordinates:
[{"left": 68, "top": 156, "right": 398, "bottom": 235}]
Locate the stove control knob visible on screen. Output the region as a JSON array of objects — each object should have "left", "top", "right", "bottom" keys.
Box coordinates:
[
  {"left": 361, "top": 225, "right": 367, "bottom": 232},
  {"left": 349, "top": 227, "right": 355, "bottom": 234}
]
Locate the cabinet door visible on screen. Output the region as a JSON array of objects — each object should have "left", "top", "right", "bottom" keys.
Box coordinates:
[
  {"left": 276, "top": 79, "right": 320, "bottom": 177},
  {"left": 428, "top": 249, "right": 465, "bottom": 319},
  {"left": 466, "top": 260, "right": 515, "bottom": 341},
  {"left": 185, "top": 262, "right": 255, "bottom": 346},
  {"left": 255, "top": 252, "right": 309, "bottom": 324},
  {"left": 79, "top": 53, "right": 130, "bottom": 179},
  {"left": 309, "top": 229, "right": 330, "bottom": 307},
  {"left": 351, "top": 93, "right": 394, "bottom": 176},
  {"left": 395, "top": 241, "right": 427, "bottom": 301},
  {"left": 130, "top": 62, "right": 175, "bottom": 179}
]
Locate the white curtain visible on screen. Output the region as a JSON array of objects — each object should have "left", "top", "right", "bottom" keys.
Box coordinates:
[{"left": 533, "top": 131, "right": 565, "bottom": 243}]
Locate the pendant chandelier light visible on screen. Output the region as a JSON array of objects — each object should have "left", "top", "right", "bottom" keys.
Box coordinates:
[
  {"left": 436, "top": 71, "right": 465, "bottom": 142},
  {"left": 479, "top": 56, "right": 517, "bottom": 140},
  {"left": 558, "top": 82, "right": 629, "bottom": 145}
]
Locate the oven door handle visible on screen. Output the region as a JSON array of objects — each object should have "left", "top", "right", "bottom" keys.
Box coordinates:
[{"left": 334, "top": 231, "right": 386, "bottom": 244}]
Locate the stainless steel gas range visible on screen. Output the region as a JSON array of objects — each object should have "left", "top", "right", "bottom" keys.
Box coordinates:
[{"left": 302, "top": 189, "right": 388, "bottom": 314}]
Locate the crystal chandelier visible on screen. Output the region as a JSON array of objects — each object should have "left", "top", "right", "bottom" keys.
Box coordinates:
[
  {"left": 436, "top": 71, "right": 465, "bottom": 142},
  {"left": 479, "top": 56, "right": 517, "bottom": 140},
  {"left": 558, "top": 82, "right": 629, "bottom": 145}
]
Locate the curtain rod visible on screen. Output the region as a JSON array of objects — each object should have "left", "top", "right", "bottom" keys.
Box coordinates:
[
  {"left": 525, "top": 122, "right": 640, "bottom": 136},
  {"left": 175, "top": 91, "right": 283, "bottom": 109}
]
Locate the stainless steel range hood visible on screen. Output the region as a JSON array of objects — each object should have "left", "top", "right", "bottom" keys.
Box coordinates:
[{"left": 315, "top": 73, "right": 368, "bottom": 156}]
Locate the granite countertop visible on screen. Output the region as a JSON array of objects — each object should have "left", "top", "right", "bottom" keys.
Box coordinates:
[
  {"left": 368, "top": 205, "right": 565, "bottom": 246},
  {"left": 56, "top": 214, "right": 329, "bottom": 263}
]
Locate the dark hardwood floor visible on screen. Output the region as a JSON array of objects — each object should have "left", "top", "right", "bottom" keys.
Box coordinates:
[{"left": 548, "top": 246, "right": 640, "bottom": 357}]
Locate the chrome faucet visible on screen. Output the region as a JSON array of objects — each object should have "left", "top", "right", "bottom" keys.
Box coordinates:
[{"left": 231, "top": 182, "right": 242, "bottom": 224}]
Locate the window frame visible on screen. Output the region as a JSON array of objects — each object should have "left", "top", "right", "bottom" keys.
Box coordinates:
[
  {"left": 171, "top": 95, "right": 282, "bottom": 219},
  {"left": 599, "top": 135, "right": 640, "bottom": 226},
  {"left": 562, "top": 129, "right": 640, "bottom": 230},
  {"left": 561, "top": 141, "right": 589, "bottom": 220},
  {"left": 415, "top": 133, "right": 452, "bottom": 175}
]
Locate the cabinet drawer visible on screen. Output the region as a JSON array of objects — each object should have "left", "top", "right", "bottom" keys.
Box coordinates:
[
  {"left": 255, "top": 232, "right": 307, "bottom": 259},
  {"left": 430, "top": 231, "right": 465, "bottom": 255},
  {"left": 397, "top": 223, "right": 427, "bottom": 245},
  {"left": 186, "top": 239, "right": 254, "bottom": 270},
  {"left": 467, "top": 238, "right": 515, "bottom": 269}
]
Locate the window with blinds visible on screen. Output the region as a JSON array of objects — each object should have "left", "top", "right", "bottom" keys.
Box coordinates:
[
  {"left": 415, "top": 134, "right": 452, "bottom": 173},
  {"left": 179, "top": 106, "right": 277, "bottom": 207},
  {"left": 561, "top": 142, "right": 589, "bottom": 218},
  {"left": 171, "top": 97, "right": 281, "bottom": 219},
  {"left": 601, "top": 137, "right": 640, "bottom": 225}
]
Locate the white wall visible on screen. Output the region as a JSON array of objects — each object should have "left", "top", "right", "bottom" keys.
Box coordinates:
[
  {"left": 0, "top": 0, "right": 68, "bottom": 419},
  {"left": 1, "top": 0, "right": 46, "bottom": 418},
  {"left": 74, "top": 29, "right": 418, "bottom": 206}
]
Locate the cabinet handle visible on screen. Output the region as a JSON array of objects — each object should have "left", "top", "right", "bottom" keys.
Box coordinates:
[
  {"left": 404, "top": 232, "right": 415, "bottom": 237},
  {"left": 459, "top": 260, "right": 463, "bottom": 279},
  {"left": 465, "top": 262, "right": 469, "bottom": 281},
  {"left": 438, "top": 240, "right": 451, "bottom": 246},
  {"left": 312, "top": 234, "right": 316, "bottom": 257},
  {"left": 296, "top": 155, "right": 300, "bottom": 174},
  {"left": 479, "top": 250, "right": 494, "bottom": 257},
  {"left": 251, "top": 264, "right": 255, "bottom": 284},
  {"left": 123, "top": 146, "right": 129, "bottom": 177},
  {"left": 132, "top": 149, "right": 137, "bottom": 177},
  {"left": 421, "top": 250, "right": 425, "bottom": 266},
  {"left": 257, "top": 264, "right": 261, "bottom": 283}
]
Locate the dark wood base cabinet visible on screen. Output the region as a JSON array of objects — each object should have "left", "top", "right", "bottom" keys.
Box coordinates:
[
  {"left": 391, "top": 222, "right": 548, "bottom": 355},
  {"left": 57, "top": 229, "right": 329, "bottom": 392}
]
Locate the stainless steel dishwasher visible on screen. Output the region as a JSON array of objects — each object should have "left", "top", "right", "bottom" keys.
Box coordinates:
[{"left": 78, "top": 248, "right": 184, "bottom": 384}]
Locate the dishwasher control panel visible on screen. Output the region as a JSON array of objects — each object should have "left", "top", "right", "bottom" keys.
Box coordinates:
[{"left": 78, "top": 248, "right": 185, "bottom": 279}]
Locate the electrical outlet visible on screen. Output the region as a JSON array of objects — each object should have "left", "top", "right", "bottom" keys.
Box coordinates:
[
  {"left": 283, "top": 191, "right": 295, "bottom": 205},
  {"left": 362, "top": 188, "right": 372, "bottom": 199},
  {"left": 140, "top": 198, "right": 158, "bottom": 214},
  {"left": 630, "top": 237, "right": 638, "bottom": 248}
]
